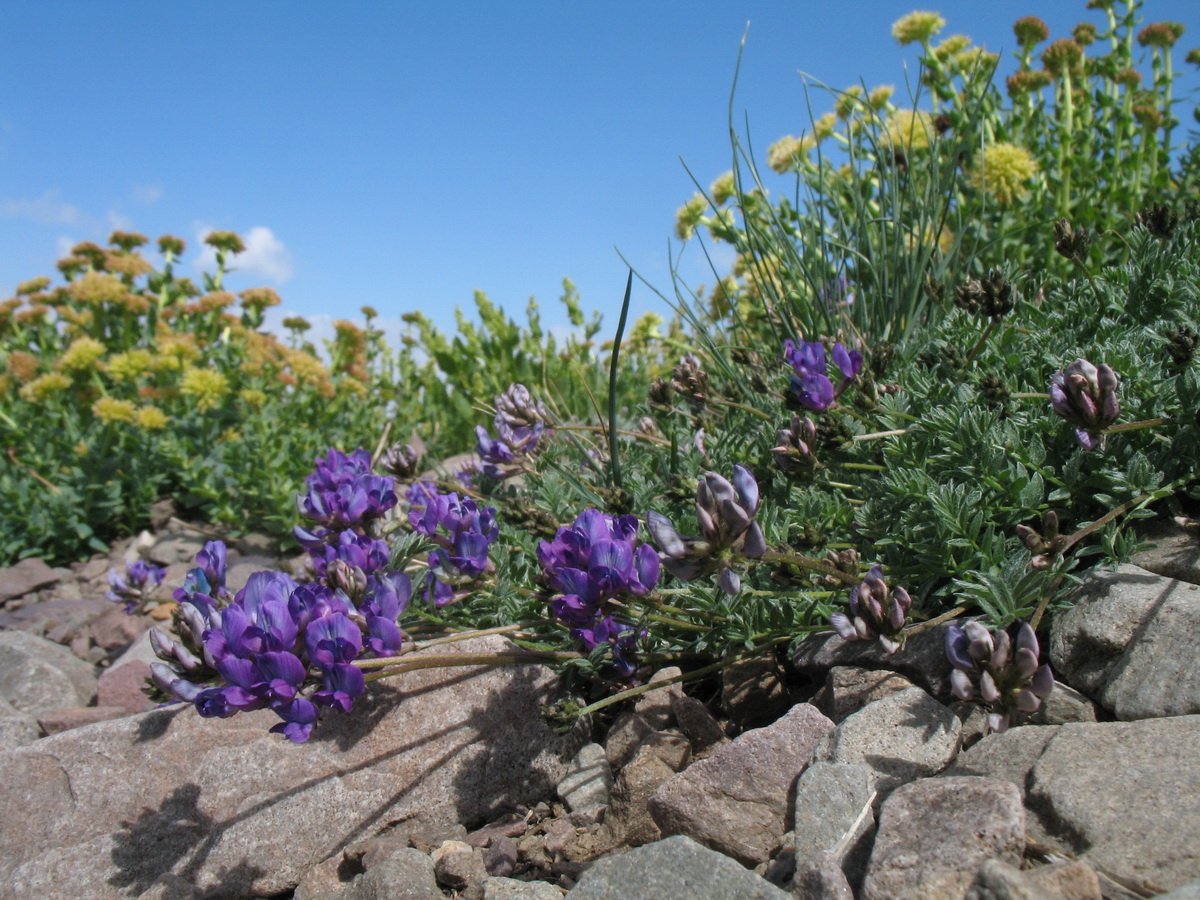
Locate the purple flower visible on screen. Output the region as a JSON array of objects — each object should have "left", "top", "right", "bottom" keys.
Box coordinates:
[
  {"left": 106, "top": 559, "right": 166, "bottom": 614},
  {"left": 830, "top": 564, "right": 913, "bottom": 654},
  {"left": 407, "top": 483, "right": 498, "bottom": 606},
  {"left": 297, "top": 447, "right": 397, "bottom": 529},
  {"left": 783, "top": 338, "right": 863, "bottom": 412},
  {"left": 1050, "top": 358, "right": 1120, "bottom": 451},
  {"left": 648, "top": 465, "right": 764, "bottom": 596},
  {"left": 945, "top": 620, "right": 1054, "bottom": 732}
]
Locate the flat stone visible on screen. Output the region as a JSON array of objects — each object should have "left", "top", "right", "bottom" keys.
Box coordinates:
[
  {"left": 791, "top": 762, "right": 875, "bottom": 887},
  {"left": 604, "top": 709, "right": 654, "bottom": 770},
  {"left": 1025, "top": 716, "right": 1200, "bottom": 891},
  {"left": 1156, "top": 879, "right": 1200, "bottom": 900},
  {"left": 556, "top": 743, "right": 612, "bottom": 812},
  {"left": 87, "top": 605, "right": 149, "bottom": 653},
  {"left": 826, "top": 687, "right": 961, "bottom": 795},
  {"left": 0, "top": 557, "right": 66, "bottom": 602},
  {"left": 860, "top": 776, "right": 1025, "bottom": 900},
  {"left": 605, "top": 743, "right": 675, "bottom": 847},
  {"left": 634, "top": 667, "right": 684, "bottom": 730},
  {"left": 964, "top": 859, "right": 1058, "bottom": 900},
  {"left": 96, "top": 659, "right": 155, "bottom": 715},
  {"left": 791, "top": 624, "right": 956, "bottom": 701},
  {"left": 37, "top": 705, "right": 127, "bottom": 734},
  {"left": 811, "top": 666, "right": 916, "bottom": 723},
  {"left": 790, "top": 849, "right": 855, "bottom": 900},
  {"left": 1049, "top": 564, "right": 1200, "bottom": 719},
  {"left": 720, "top": 653, "right": 797, "bottom": 731},
  {"left": 0, "top": 629, "right": 97, "bottom": 715},
  {"left": 0, "top": 596, "right": 111, "bottom": 642},
  {"left": 669, "top": 694, "right": 727, "bottom": 756},
  {"left": 566, "top": 834, "right": 791, "bottom": 900},
  {"left": 1131, "top": 520, "right": 1200, "bottom": 584},
  {"left": 484, "top": 876, "right": 566, "bottom": 899},
  {"left": 941, "top": 725, "right": 1061, "bottom": 800},
  {"left": 0, "top": 635, "right": 581, "bottom": 899},
  {"left": 1027, "top": 682, "right": 1097, "bottom": 726},
  {"left": 336, "top": 847, "right": 443, "bottom": 900},
  {"left": 1025, "top": 861, "right": 1101, "bottom": 900},
  {"left": 648, "top": 703, "right": 835, "bottom": 866},
  {"left": 0, "top": 696, "right": 41, "bottom": 750}
]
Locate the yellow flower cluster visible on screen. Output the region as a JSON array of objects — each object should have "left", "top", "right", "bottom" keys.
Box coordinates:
[
  {"left": 56, "top": 337, "right": 107, "bottom": 373},
  {"left": 180, "top": 367, "right": 230, "bottom": 411},
  {"left": 883, "top": 110, "right": 936, "bottom": 153},
  {"left": 891, "top": 10, "right": 946, "bottom": 45},
  {"left": 135, "top": 406, "right": 169, "bottom": 430},
  {"left": 239, "top": 388, "right": 267, "bottom": 407},
  {"left": 674, "top": 194, "right": 708, "bottom": 240},
  {"left": 68, "top": 272, "right": 127, "bottom": 306},
  {"left": 767, "top": 135, "right": 816, "bottom": 174},
  {"left": 970, "top": 143, "right": 1038, "bottom": 205},
  {"left": 5, "top": 350, "right": 40, "bottom": 383},
  {"left": 106, "top": 349, "right": 155, "bottom": 380},
  {"left": 92, "top": 397, "right": 137, "bottom": 424},
  {"left": 709, "top": 172, "right": 736, "bottom": 206},
  {"left": 19, "top": 372, "right": 71, "bottom": 402}
]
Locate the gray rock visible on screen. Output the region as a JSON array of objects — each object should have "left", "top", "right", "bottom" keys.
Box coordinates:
[
  {"left": 790, "top": 850, "right": 855, "bottom": 900},
  {"left": 224, "top": 555, "right": 282, "bottom": 595},
  {"left": 1024, "top": 861, "right": 1101, "bottom": 900},
  {"left": 791, "top": 624, "right": 956, "bottom": 700},
  {"left": 566, "top": 834, "right": 792, "bottom": 900},
  {"left": 1049, "top": 564, "right": 1200, "bottom": 719},
  {"left": 860, "top": 776, "right": 1025, "bottom": 900},
  {"left": 1156, "top": 878, "right": 1200, "bottom": 900},
  {"left": 669, "top": 693, "right": 727, "bottom": 756},
  {"left": 0, "top": 635, "right": 581, "bottom": 900},
  {"left": 810, "top": 666, "right": 917, "bottom": 723},
  {"left": 605, "top": 743, "right": 676, "bottom": 846},
  {"left": 147, "top": 533, "right": 209, "bottom": 567},
  {"left": 337, "top": 847, "right": 443, "bottom": 900},
  {"left": 604, "top": 709, "right": 654, "bottom": 769},
  {"left": 484, "top": 837, "right": 519, "bottom": 877},
  {"left": 0, "top": 696, "right": 41, "bottom": 750},
  {"left": 0, "top": 596, "right": 111, "bottom": 643},
  {"left": 964, "top": 859, "right": 1058, "bottom": 900},
  {"left": 648, "top": 703, "right": 835, "bottom": 866},
  {"left": 791, "top": 762, "right": 875, "bottom": 887},
  {"left": 1131, "top": 520, "right": 1200, "bottom": 584},
  {"left": 720, "top": 653, "right": 797, "bottom": 731},
  {"left": 1025, "top": 716, "right": 1200, "bottom": 891},
  {"left": 557, "top": 743, "right": 612, "bottom": 812},
  {"left": 0, "top": 557, "right": 66, "bottom": 602},
  {"left": 485, "top": 876, "right": 565, "bottom": 899},
  {"left": 1027, "top": 681, "right": 1098, "bottom": 726},
  {"left": 37, "top": 706, "right": 126, "bottom": 734},
  {"left": 634, "top": 667, "right": 684, "bottom": 730},
  {"left": 826, "top": 687, "right": 961, "bottom": 795},
  {"left": 941, "top": 725, "right": 1061, "bottom": 800},
  {"left": 433, "top": 841, "right": 487, "bottom": 900},
  {"left": 0, "top": 629, "right": 97, "bottom": 715}
]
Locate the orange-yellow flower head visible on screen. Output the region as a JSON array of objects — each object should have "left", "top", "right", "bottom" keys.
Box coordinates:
[
  {"left": 970, "top": 143, "right": 1038, "bottom": 205},
  {"left": 180, "top": 367, "right": 230, "bottom": 411},
  {"left": 92, "top": 397, "right": 137, "bottom": 425},
  {"left": 56, "top": 337, "right": 107, "bottom": 373},
  {"left": 892, "top": 10, "right": 946, "bottom": 46}
]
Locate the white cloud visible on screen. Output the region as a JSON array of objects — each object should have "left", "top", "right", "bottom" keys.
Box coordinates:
[
  {"left": 55, "top": 236, "right": 75, "bottom": 259},
  {"left": 0, "top": 190, "right": 81, "bottom": 226},
  {"left": 107, "top": 210, "right": 134, "bottom": 232},
  {"left": 194, "top": 224, "right": 294, "bottom": 284},
  {"left": 131, "top": 184, "right": 163, "bottom": 205}
]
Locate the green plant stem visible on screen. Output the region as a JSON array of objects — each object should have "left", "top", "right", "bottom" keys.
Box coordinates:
[
  {"left": 903, "top": 605, "right": 966, "bottom": 639},
  {"left": 357, "top": 650, "right": 581, "bottom": 681},
  {"left": 708, "top": 396, "right": 774, "bottom": 421},
  {"left": 607, "top": 271, "right": 633, "bottom": 491},
  {"left": 760, "top": 551, "right": 860, "bottom": 585},
  {"left": 1107, "top": 417, "right": 1170, "bottom": 435},
  {"left": 852, "top": 427, "right": 911, "bottom": 442},
  {"left": 556, "top": 423, "right": 672, "bottom": 447},
  {"left": 839, "top": 462, "right": 886, "bottom": 472}
]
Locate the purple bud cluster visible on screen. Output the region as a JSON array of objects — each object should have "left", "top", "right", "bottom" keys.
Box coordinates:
[
  {"left": 475, "top": 383, "right": 553, "bottom": 479},
  {"left": 647, "top": 465, "right": 766, "bottom": 596},
  {"left": 946, "top": 620, "right": 1054, "bottom": 732},
  {"left": 106, "top": 559, "right": 166, "bottom": 614},
  {"left": 830, "top": 564, "right": 914, "bottom": 654},
  {"left": 1050, "top": 358, "right": 1120, "bottom": 451},
  {"left": 407, "top": 481, "right": 498, "bottom": 606},
  {"left": 150, "top": 448, "right": 415, "bottom": 742},
  {"left": 537, "top": 509, "right": 659, "bottom": 681},
  {"left": 783, "top": 338, "right": 863, "bottom": 412}
]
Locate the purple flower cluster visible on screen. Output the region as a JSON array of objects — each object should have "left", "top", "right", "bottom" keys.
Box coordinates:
[
  {"left": 1050, "top": 358, "right": 1120, "bottom": 451},
  {"left": 152, "top": 542, "right": 413, "bottom": 742},
  {"left": 407, "top": 481, "right": 498, "bottom": 606},
  {"left": 106, "top": 559, "right": 166, "bottom": 614},
  {"left": 830, "top": 564, "right": 913, "bottom": 654},
  {"left": 294, "top": 448, "right": 397, "bottom": 581},
  {"left": 537, "top": 509, "right": 659, "bottom": 681},
  {"left": 150, "top": 449, "right": 415, "bottom": 742},
  {"left": 475, "top": 383, "right": 552, "bottom": 479},
  {"left": 647, "top": 465, "right": 766, "bottom": 596},
  {"left": 783, "top": 338, "right": 863, "bottom": 412},
  {"left": 946, "top": 620, "right": 1054, "bottom": 732}
]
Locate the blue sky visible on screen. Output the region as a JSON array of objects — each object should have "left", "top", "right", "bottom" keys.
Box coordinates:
[{"left": 3, "top": 2, "right": 1198, "bottom": 344}]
